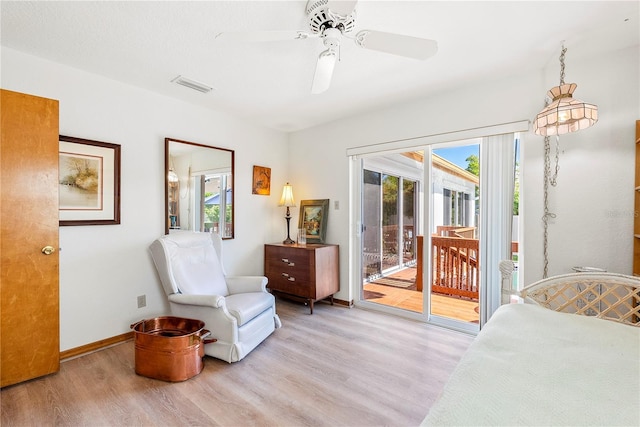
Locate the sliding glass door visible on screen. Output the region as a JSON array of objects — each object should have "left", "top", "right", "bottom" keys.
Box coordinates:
[
  {"left": 362, "top": 170, "right": 382, "bottom": 281},
  {"left": 429, "top": 142, "right": 480, "bottom": 327},
  {"left": 361, "top": 154, "right": 422, "bottom": 314},
  {"left": 352, "top": 129, "right": 520, "bottom": 331}
]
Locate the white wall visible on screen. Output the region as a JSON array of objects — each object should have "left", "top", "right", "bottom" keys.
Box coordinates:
[
  {"left": 2, "top": 39, "right": 637, "bottom": 349},
  {"left": 521, "top": 45, "right": 639, "bottom": 281},
  {"left": 289, "top": 44, "right": 639, "bottom": 301},
  {"left": 1, "top": 47, "right": 289, "bottom": 351}
]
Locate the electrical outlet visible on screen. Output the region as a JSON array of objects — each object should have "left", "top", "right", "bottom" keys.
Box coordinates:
[
  {"left": 334, "top": 200, "right": 339, "bottom": 210},
  {"left": 137, "top": 295, "right": 146, "bottom": 308}
]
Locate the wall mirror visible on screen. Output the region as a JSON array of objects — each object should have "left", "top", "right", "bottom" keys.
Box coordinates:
[{"left": 165, "top": 138, "right": 234, "bottom": 238}]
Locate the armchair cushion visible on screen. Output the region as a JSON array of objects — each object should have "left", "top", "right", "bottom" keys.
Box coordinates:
[
  {"left": 226, "top": 276, "right": 268, "bottom": 294},
  {"left": 168, "top": 236, "right": 228, "bottom": 296},
  {"left": 225, "top": 292, "right": 275, "bottom": 327},
  {"left": 149, "top": 231, "right": 281, "bottom": 363}
]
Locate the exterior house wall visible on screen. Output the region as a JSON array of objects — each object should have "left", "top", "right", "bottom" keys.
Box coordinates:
[{"left": 432, "top": 165, "right": 477, "bottom": 233}]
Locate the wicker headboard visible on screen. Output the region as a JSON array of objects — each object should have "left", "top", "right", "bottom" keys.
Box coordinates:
[{"left": 520, "top": 272, "right": 640, "bottom": 327}]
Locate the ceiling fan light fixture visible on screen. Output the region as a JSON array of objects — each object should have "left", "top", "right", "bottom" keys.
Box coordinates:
[
  {"left": 311, "top": 49, "right": 337, "bottom": 94},
  {"left": 218, "top": 0, "right": 439, "bottom": 95},
  {"left": 171, "top": 75, "right": 214, "bottom": 94}
]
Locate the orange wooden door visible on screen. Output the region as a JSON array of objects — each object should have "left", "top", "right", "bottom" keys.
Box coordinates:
[{"left": 1, "top": 89, "right": 60, "bottom": 387}]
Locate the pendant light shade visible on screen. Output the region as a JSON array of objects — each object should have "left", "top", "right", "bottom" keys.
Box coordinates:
[
  {"left": 534, "top": 83, "right": 598, "bottom": 136},
  {"left": 168, "top": 169, "right": 179, "bottom": 183},
  {"left": 533, "top": 44, "right": 598, "bottom": 136}
]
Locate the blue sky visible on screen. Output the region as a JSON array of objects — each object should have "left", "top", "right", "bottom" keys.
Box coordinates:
[
  {"left": 433, "top": 141, "right": 520, "bottom": 169},
  {"left": 433, "top": 145, "right": 479, "bottom": 169}
]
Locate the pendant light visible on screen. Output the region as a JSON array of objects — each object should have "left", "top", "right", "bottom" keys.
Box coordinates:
[
  {"left": 535, "top": 43, "right": 598, "bottom": 278},
  {"left": 534, "top": 44, "right": 598, "bottom": 136}
]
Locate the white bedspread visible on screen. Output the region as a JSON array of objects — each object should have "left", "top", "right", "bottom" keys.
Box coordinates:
[{"left": 422, "top": 303, "right": 640, "bottom": 426}]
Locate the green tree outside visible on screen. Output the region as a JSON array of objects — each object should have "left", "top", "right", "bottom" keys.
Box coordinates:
[
  {"left": 464, "top": 154, "right": 519, "bottom": 215},
  {"left": 204, "top": 192, "right": 232, "bottom": 224}
]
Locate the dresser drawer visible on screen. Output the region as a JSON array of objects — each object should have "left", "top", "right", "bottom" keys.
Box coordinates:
[
  {"left": 265, "top": 255, "right": 310, "bottom": 281},
  {"left": 264, "top": 242, "right": 339, "bottom": 314},
  {"left": 265, "top": 246, "right": 308, "bottom": 267},
  {"left": 267, "top": 274, "right": 312, "bottom": 298}
]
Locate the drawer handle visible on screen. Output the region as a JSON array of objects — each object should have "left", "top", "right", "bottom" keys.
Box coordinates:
[
  {"left": 282, "top": 273, "right": 289, "bottom": 278},
  {"left": 281, "top": 258, "right": 289, "bottom": 263},
  {"left": 287, "top": 277, "right": 295, "bottom": 282},
  {"left": 288, "top": 262, "right": 295, "bottom": 267}
]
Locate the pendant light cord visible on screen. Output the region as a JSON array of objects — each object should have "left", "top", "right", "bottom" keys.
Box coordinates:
[
  {"left": 558, "top": 44, "right": 566, "bottom": 85},
  {"left": 542, "top": 134, "right": 559, "bottom": 278},
  {"left": 542, "top": 94, "right": 560, "bottom": 278},
  {"left": 541, "top": 45, "right": 567, "bottom": 278}
]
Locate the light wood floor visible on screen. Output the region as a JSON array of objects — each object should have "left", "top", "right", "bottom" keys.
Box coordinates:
[
  {"left": 364, "top": 267, "right": 479, "bottom": 323},
  {"left": 1, "top": 299, "right": 474, "bottom": 427}
]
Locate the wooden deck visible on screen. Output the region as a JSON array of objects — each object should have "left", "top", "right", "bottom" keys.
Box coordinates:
[{"left": 363, "top": 266, "right": 479, "bottom": 323}]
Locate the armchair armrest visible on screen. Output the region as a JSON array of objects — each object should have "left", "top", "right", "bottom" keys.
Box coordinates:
[
  {"left": 226, "top": 276, "right": 268, "bottom": 294},
  {"left": 168, "top": 293, "right": 226, "bottom": 308}
]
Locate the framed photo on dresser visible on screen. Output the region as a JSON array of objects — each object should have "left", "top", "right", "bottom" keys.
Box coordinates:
[{"left": 298, "top": 199, "right": 329, "bottom": 243}]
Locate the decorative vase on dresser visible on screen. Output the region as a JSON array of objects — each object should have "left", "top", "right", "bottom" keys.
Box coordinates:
[{"left": 264, "top": 243, "right": 339, "bottom": 314}]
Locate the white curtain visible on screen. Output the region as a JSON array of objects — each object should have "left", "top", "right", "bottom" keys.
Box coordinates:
[{"left": 479, "top": 134, "right": 515, "bottom": 327}]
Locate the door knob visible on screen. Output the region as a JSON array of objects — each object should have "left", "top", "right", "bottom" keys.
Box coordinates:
[{"left": 41, "top": 246, "right": 56, "bottom": 255}]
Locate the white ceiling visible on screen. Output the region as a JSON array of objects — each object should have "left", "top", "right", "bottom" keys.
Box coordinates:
[{"left": 2, "top": 1, "right": 638, "bottom": 132}]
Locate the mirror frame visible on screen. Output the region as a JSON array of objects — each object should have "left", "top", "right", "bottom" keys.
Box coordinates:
[{"left": 164, "top": 137, "right": 235, "bottom": 238}]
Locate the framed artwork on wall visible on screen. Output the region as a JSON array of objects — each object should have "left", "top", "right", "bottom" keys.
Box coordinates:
[
  {"left": 252, "top": 165, "right": 271, "bottom": 195},
  {"left": 298, "top": 199, "right": 329, "bottom": 244},
  {"left": 59, "top": 135, "right": 121, "bottom": 226}
]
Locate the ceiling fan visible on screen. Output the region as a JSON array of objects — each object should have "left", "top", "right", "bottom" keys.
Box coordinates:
[{"left": 215, "top": 0, "right": 438, "bottom": 94}]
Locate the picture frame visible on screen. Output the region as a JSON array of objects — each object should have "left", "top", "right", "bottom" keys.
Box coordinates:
[
  {"left": 59, "top": 135, "right": 121, "bottom": 226},
  {"left": 252, "top": 165, "right": 271, "bottom": 195},
  {"left": 298, "top": 199, "right": 329, "bottom": 244}
]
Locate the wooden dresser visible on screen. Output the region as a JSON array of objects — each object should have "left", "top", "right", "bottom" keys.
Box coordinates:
[{"left": 264, "top": 243, "right": 339, "bottom": 314}]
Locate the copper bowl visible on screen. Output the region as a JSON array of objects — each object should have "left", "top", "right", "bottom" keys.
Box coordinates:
[{"left": 130, "top": 316, "right": 215, "bottom": 382}]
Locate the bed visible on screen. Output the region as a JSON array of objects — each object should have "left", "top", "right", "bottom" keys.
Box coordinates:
[{"left": 421, "top": 272, "right": 640, "bottom": 426}]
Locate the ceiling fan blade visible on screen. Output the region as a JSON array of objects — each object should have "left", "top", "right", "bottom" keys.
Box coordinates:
[
  {"left": 311, "top": 49, "right": 337, "bottom": 94},
  {"left": 215, "top": 30, "right": 311, "bottom": 43},
  {"left": 354, "top": 30, "right": 438, "bottom": 60},
  {"left": 327, "top": 0, "right": 358, "bottom": 17}
]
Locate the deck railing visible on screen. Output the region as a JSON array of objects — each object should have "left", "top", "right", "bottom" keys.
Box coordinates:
[
  {"left": 432, "top": 235, "right": 480, "bottom": 300},
  {"left": 395, "top": 233, "right": 517, "bottom": 302}
]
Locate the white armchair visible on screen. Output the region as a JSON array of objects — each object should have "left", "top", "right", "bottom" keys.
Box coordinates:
[{"left": 149, "top": 231, "right": 281, "bottom": 363}]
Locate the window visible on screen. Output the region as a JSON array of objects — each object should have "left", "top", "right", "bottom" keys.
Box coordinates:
[{"left": 193, "top": 172, "right": 232, "bottom": 234}]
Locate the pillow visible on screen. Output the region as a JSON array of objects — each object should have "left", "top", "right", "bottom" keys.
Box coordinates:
[{"left": 168, "top": 237, "right": 229, "bottom": 296}]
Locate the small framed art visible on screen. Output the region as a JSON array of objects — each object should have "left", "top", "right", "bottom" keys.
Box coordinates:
[
  {"left": 252, "top": 165, "right": 271, "bottom": 195},
  {"left": 59, "top": 135, "right": 121, "bottom": 226}
]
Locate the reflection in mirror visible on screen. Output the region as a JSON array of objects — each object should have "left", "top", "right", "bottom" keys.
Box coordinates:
[{"left": 165, "top": 138, "right": 234, "bottom": 238}]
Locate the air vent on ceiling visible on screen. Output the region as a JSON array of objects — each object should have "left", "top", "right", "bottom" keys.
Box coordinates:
[{"left": 171, "top": 75, "right": 214, "bottom": 94}]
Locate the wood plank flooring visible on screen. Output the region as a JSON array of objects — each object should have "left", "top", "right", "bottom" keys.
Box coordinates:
[
  {"left": 1, "top": 299, "right": 474, "bottom": 427},
  {"left": 364, "top": 267, "right": 479, "bottom": 322}
]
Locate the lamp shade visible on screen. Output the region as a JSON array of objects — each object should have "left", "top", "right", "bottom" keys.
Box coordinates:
[
  {"left": 278, "top": 183, "right": 296, "bottom": 207},
  {"left": 534, "top": 83, "right": 598, "bottom": 136},
  {"left": 168, "top": 169, "right": 179, "bottom": 183}
]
